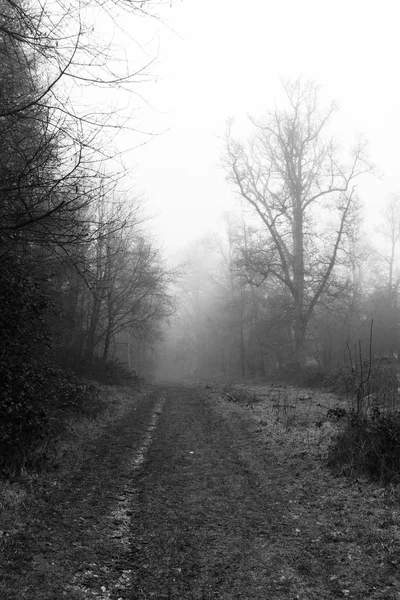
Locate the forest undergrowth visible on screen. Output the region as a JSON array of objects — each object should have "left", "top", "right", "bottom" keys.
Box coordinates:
[{"left": 0, "top": 382, "right": 144, "bottom": 557}]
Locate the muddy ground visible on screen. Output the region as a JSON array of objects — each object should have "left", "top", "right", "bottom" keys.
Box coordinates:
[{"left": 2, "top": 383, "right": 400, "bottom": 599}]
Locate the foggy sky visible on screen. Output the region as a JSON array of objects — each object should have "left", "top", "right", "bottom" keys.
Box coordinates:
[{"left": 124, "top": 0, "right": 400, "bottom": 254}]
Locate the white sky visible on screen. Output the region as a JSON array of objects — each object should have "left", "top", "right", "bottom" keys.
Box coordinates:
[{"left": 121, "top": 0, "right": 400, "bottom": 256}]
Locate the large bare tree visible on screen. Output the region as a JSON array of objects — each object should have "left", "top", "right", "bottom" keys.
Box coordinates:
[{"left": 224, "top": 79, "right": 372, "bottom": 368}]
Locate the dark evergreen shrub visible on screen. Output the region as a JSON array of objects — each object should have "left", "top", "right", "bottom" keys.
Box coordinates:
[{"left": 328, "top": 410, "right": 400, "bottom": 484}]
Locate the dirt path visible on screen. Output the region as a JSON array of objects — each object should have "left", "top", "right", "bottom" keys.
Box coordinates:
[
  {"left": 1, "top": 387, "right": 164, "bottom": 600},
  {"left": 128, "top": 385, "right": 298, "bottom": 599},
  {"left": 3, "top": 384, "right": 400, "bottom": 599}
]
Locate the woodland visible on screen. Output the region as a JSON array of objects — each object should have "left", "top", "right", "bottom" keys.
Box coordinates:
[
  {"left": 3, "top": 4, "right": 400, "bottom": 598},
  {"left": 1, "top": 0, "right": 400, "bottom": 482},
  {"left": 0, "top": 0, "right": 175, "bottom": 475}
]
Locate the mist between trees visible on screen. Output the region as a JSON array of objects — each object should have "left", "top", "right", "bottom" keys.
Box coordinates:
[
  {"left": 0, "top": 0, "right": 176, "bottom": 369},
  {"left": 158, "top": 81, "right": 399, "bottom": 383},
  {"left": 1, "top": 0, "right": 399, "bottom": 477},
  {"left": 0, "top": 0, "right": 176, "bottom": 473}
]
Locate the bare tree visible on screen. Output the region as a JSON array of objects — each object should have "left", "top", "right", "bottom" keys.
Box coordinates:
[
  {"left": 224, "top": 78, "right": 372, "bottom": 368},
  {"left": 78, "top": 196, "right": 175, "bottom": 364},
  {"left": 0, "top": 0, "right": 161, "bottom": 264},
  {"left": 0, "top": 0, "right": 156, "bottom": 119},
  {"left": 100, "top": 233, "right": 175, "bottom": 362}
]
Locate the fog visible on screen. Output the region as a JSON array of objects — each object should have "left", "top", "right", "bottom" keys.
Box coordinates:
[
  {"left": 2, "top": 0, "right": 400, "bottom": 385},
  {"left": 3, "top": 0, "right": 400, "bottom": 582},
  {"left": 138, "top": 1, "right": 400, "bottom": 380},
  {"left": 136, "top": 0, "right": 400, "bottom": 256}
]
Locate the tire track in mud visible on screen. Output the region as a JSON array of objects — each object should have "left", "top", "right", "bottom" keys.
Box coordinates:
[
  {"left": 126, "top": 386, "right": 291, "bottom": 600},
  {"left": 2, "top": 389, "right": 168, "bottom": 600},
  {"left": 67, "top": 395, "right": 167, "bottom": 600},
  {"left": 107, "top": 396, "right": 166, "bottom": 547}
]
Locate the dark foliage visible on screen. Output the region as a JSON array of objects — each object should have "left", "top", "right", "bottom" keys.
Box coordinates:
[
  {"left": 75, "top": 356, "right": 141, "bottom": 387},
  {"left": 0, "top": 0, "right": 169, "bottom": 481},
  {"left": 328, "top": 410, "right": 400, "bottom": 484},
  {"left": 327, "top": 406, "right": 347, "bottom": 420},
  {"left": 0, "top": 260, "right": 99, "bottom": 476},
  {"left": 325, "top": 362, "right": 399, "bottom": 401},
  {"left": 0, "top": 357, "right": 100, "bottom": 476}
]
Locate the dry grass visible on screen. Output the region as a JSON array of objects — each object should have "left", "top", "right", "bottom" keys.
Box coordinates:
[
  {"left": 208, "top": 382, "right": 400, "bottom": 599},
  {"left": 4, "top": 381, "right": 400, "bottom": 599},
  {"left": 219, "top": 382, "right": 345, "bottom": 458},
  {"left": 0, "top": 383, "right": 145, "bottom": 547},
  {"left": 56, "top": 383, "right": 141, "bottom": 468},
  {"left": 0, "top": 383, "right": 156, "bottom": 600}
]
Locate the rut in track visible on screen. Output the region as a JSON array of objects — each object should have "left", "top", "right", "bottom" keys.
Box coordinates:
[{"left": 129, "top": 386, "right": 296, "bottom": 600}]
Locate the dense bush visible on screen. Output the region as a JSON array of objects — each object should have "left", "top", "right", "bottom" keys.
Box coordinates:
[
  {"left": 0, "top": 357, "right": 98, "bottom": 476},
  {"left": 0, "top": 261, "right": 102, "bottom": 476},
  {"left": 328, "top": 410, "right": 400, "bottom": 484},
  {"left": 74, "top": 356, "right": 140, "bottom": 387},
  {"left": 325, "top": 363, "right": 398, "bottom": 400}
]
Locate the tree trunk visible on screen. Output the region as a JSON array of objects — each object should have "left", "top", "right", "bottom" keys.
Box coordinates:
[
  {"left": 249, "top": 283, "right": 266, "bottom": 376},
  {"left": 293, "top": 307, "right": 307, "bottom": 369},
  {"left": 292, "top": 196, "right": 306, "bottom": 368},
  {"left": 85, "top": 295, "right": 102, "bottom": 361},
  {"left": 102, "top": 324, "right": 112, "bottom": 361},
  {"left": 239, "top": 287, "right": 246, "bottom": 377}
]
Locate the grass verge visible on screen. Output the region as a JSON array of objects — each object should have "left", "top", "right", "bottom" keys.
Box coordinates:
[
  {"left": 0, "top": 383, "right": 143, "bottom": 555},
  {"left": 208, "top": 381, "right": 400, "bottom": 599}
]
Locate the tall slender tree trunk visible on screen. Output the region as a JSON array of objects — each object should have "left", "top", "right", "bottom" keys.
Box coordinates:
[
  {"left": 293, "top": 313, "right": 307, "bottom": 369},
  {"left": 85, "top": 294, "right": 102, "bottom": 361},
  {"left": 238, "top": 286, "right": 246, "bottom": 377},
  {"left": 102, "top": 286, "right": 114, "bottom": 362},
  {"left": 249, "top": 283, "right": 266, "bottom": 375},
  {"left": 292, "top": 196, "right": 306, "bottom": 368},
  {"left": 102, "top": 323, "right": 112, "bottom": 361}
]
